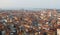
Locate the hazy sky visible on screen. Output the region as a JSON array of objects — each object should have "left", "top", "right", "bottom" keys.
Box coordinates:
[{"left": 0, "top": 0, "right": 60, "bottom": 9}]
